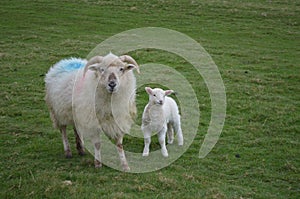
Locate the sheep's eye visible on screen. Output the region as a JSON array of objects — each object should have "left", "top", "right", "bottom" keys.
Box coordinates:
[
  {"left": 99, "top": 68, "right": 105, "bottom": 73},
  {"left": 153, "top": 94, "right": 156, "bottom": 97},
  {"left": 120, "top": 67, "right": 124, "bottom": 72}
]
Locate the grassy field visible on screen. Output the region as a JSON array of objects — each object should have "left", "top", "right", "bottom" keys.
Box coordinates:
[{"left": 0, "top": 0, "right": 299, "bottom": 198}]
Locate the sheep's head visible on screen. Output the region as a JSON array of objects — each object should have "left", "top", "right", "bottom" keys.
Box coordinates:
[
  {"left": 84, "top": 53, "right": 139, "bottom": 93},
  {"left": 145, "top": 87, "right": 174, "bottom": 105}
]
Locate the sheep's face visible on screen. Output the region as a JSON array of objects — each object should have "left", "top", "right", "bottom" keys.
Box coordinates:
[
  {"left": 145, "top": 87, "right": 174, "bottom": 105},
  {"left": 102, "top": 64, "right": 131, "bottom": 93},
  {"left": 89, "top": 61, "right": 136, "bottom": 93},
  {"left": 86, "top": 53, "right": 139, "bottom": 93}
]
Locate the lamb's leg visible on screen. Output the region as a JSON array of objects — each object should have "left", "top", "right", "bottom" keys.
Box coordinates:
[
  {"left": 116, "top": 136, "right": 130, "bottom": 172},
  {"left": 143, "top": 130, "right": 151, "bottom": 156},
  {"left": 158, "top": 127, "right": 168, "bottom": 157},
  {"left": 167, "top": 122, "right": 174, "bottom": 144},
  {"left": 94, "top": 141, "right": 102, "bottom": 168},
  {"left": 60, "top": 125, "right": 72, "bottom": 158},
  {"left": 73, "top": 127, "right": 85, "bottom": 156},
  {"left": 173, "top": 118, "right": 184, "bottom": 146}
]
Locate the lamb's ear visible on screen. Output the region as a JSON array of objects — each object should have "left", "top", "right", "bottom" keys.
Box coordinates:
[
  {"left": 165, "top": 90, "right": 174, "bottom": 96},
  {"left": 145, "top": 87, "right": 153, "bottom": 95}
]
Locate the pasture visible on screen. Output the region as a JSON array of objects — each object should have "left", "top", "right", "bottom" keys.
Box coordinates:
[{"left": 0, "top": 0, "right": 299, "bottom": 198}]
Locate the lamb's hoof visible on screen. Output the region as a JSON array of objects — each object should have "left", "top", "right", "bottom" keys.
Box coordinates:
[
  {"left": 94, "top": 160, "right": 102, "bottom": 168},
  {"left": 142, "top": 152, "right": 149, "bottom": 157},
  {"left": 178, "top": 137, "right": 184, "bottom": 146},
  {"left": 161, "top": 150, "right": 169, "bottom": 157},
  {"left": 168, "top": 140, "right": 174, "bottom": 144}
]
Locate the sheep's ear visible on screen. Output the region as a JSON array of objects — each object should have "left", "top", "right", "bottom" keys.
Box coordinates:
[
  {"left": 125, "top": 64, "right": 139, "bottom": 73},
  {"left": 145, "top": 87, "right": 153, "bottom": 95},
  {"left": 165, "top": 90, "right": 174, "bottom": 96},
  {"left": 88, "top": 64, "right": 104, "bottom": 74},
  {"left": 88, "top": 63, "right": 99, "bottom": 72}
]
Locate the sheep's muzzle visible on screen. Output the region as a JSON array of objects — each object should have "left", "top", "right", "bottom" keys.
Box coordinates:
[{"left": 107, "top": 73, "right": 117, "bottom": 93}]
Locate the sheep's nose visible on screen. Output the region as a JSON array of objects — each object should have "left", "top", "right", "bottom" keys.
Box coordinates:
[
  {"left": 108, "top": 81, "right": 116, "bottom": 89},
  {"left": 158, "top": 100, "right": 163, "bottom": 105}
]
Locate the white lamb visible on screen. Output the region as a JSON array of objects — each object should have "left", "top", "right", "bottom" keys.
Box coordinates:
[
  {"left": 141, "top": 87, "right": 183, "bottom": 157},
  {"left": 45, "top": 53, "right": 139, "bottom": 171}
]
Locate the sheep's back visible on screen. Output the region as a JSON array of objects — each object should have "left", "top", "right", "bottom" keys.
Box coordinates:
[{"left": 45, "top": 58, "right": 87, "bottom": 127}]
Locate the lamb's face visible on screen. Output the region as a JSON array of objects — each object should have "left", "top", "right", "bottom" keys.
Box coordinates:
[
  {"left": 145, "top": 87, "right": 174, "bottom": 105},
  {"left": 150, "top": 89, "right": 165, "bottom": 105}
]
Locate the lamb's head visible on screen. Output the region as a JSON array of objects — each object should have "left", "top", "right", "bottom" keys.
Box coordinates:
[
  {"left": 145, "top": 87, "right": 174, "bottom": 105},
  {"left": 84, "top": 53, "right": 139, "bottom": 93}
]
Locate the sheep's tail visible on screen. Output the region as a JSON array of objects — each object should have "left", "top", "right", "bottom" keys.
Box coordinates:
[{"left": 45, "top": 93, "right": 59, "bottom": 129}]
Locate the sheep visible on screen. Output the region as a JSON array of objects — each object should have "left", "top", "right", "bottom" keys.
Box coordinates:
[
  {"left": 45, "top": 53, "right": 139, "bottom": 171},
  {"left": 141, "top": 87, "right": 183, "bottom": 157}
]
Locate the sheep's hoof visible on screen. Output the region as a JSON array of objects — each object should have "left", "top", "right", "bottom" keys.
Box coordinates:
[
  {"left": 94, "top": 160, "right": 102, "bottom": 168},
  {"left": 95, "top": 164, "right": 102, "bottom": 168},
  {"left": 78, "top": 150, "right": 86, "bottom": 156},
  {"left": 65, "top": 151, "right": 72, "bottom": 158},
  {"left": 123, "top": 165, "right": 130, "bottom": 172}
]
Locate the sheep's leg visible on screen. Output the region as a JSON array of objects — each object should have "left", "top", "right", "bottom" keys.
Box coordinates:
[
  {"left": 116, "top": 136, "right": 130, "bottom": 172},
  {"left": 94, "top": 141, "right": 102, "bottom": 168},
  {"left": 143, "top": 130, "right": 151, "bottom": 157},
  {"left": 167, "top": 122, "right": 174, "bottom": 144},
  {"left": 60, "top": 125, "right": 72, "bottom": 158},
  {"left": 173, "top": 118, "right": 184, "bottom": 146},
  {"left": 73, "top": 127, "right": 85, "bottom": 156},
  {"left": 158, "top": 127, "right": 168, "bottom": 157}
]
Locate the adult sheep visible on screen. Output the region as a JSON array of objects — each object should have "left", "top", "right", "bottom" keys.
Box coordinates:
[{"left": 45, "top": 53, "right": 139, "bottom": 171}]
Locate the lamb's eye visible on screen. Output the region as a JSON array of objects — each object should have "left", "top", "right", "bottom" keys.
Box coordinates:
[
  {"left": 153, "top": 94, "right": 156, "bottom": 97},
  {"left": 120, "top": 67, "right": 124, "bottom": 72}
]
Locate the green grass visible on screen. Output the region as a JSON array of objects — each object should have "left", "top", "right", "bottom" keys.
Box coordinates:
[{"left": 0, "top": 0, "right": 299, "bottom": 198}]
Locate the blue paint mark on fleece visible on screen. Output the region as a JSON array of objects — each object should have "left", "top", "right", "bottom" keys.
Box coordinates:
[{"left": 52, "top": 58, "right": 87, "bottom": 75}]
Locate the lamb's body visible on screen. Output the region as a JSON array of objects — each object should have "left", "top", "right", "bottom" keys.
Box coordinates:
[
  {"left": 141, "top": 87, "right": 183, "bottom": 157},
  {"left": 45, "top": 53, "right": 139, "bottom": 171}
]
